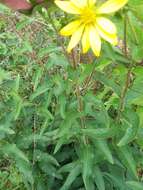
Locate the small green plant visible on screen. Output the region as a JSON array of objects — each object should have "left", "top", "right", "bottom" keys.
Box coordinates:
[{"left": 0, "top": 0, "right": 143, "bottom": 190}]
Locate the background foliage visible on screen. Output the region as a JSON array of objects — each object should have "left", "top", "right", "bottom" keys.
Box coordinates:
[{"left": 0, "top": 0, "right": 143, "bottom": 189}]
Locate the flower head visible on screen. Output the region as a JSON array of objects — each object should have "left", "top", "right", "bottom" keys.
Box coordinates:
[{"left": 55, "top": 0, "right": 128, "bottom": 56}]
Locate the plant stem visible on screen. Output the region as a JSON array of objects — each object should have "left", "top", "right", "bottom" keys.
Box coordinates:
[
  {"left": 118, "top": 14, "right": 132, "bottom": 119},
  {"left": 32, "top": 114, "right": 36, "bottom": 190},
  {"left": 71, "top": 49, "right": 87, "bottom": 144},
  {"left": 48, "top": 12, "right": 87, "bottom": 143},
  {"left": 82, "top": 62, "right": 96, "bottom": 93},
  {"left": 123, "top": 14, "right": 127, "bottom": 56},
  {"left": 71, "top": 50, "right": 84, "bottom": 123},
  {"left": 118, "top": 68, "right": 132, "bottom": 113}
]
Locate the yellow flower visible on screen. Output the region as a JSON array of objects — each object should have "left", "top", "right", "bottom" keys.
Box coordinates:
[{"left": 55, "top": 0, "right": 128, "bottom": 56}]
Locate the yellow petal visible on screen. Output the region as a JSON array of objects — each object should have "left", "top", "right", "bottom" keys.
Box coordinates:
[
  {"left": 96, "top": 0, "right": 128, "bottom": 14},
  {"left": 70, "top": 0, "right": 87, "bottom": 8},
  {"left": 96, "top": 24, "right": 118, "bottom": 45},
  {"left": 88, "top": 0, "right": 96, "bottom": 7},
  {"left": 96, "top": 17, "right": 117, "bottom": 35},
  {"left": 55, "top": 0, "right": 81, "bottom": 14},
  {"left": 67, "top": 24, "right": 85, "bottom": 52},
  {"left": 89, "top": 25, "right": 101, "bottom": 57},
  {"left": 82, "top": 26, "right": 90, "bottom": 53},
  {"left": 60, "top": 20, "right": 82, "bottom": 36}
]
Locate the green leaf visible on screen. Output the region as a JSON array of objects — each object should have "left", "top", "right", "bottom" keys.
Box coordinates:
[
  {"left": 34, "top": 149, "right": 59, "bottom": 166},
  {"left": 32, "top": 66, "right": 43, "bottom": 90},
  {"left": 59, "top": 95, "right": 66, "bottom": 119},
  {"left": 58, "top": 162, "right": 79, "bottom": 174},
  {"left": 1, "top": 143, "right": 29, "bottom": 163},
  {"left": 82, "top": 127, "right": 116, "bottom": 139},
  {"left": 126, "top": 181, "right": 143, "bottom": 190},
  {"left": 95, "top": 140, "right": 114, "bottom": 164},
  {"left": 60, "top": 164, "right": 81, "bottom": 190},
  {"left": 94, "top": 165, "right": 105, "bottom": 190},
  {"left": 0, "top": 3, "right": 10, "bottom": 13},
  {"left": 30, "top": 85, "right": 49, "bottom": 100},
  {"left": 1, "top": 144, "right": 33, "bottom": 185},
  {"left": 14, "top": 96, "right": 23, "bottom": 120},
  {"left": 104, "top": 173, "right": 128, "bottom": 190},
  {"left": 118, "top": 146, "right": 137, "bottom": 178},
  {"left": 48, "top": 53, "right": 68, "bottom": 67},
  {"left": 54, "top": 136, "right": 67, "bottom": 154},
  {"left": 16, "top": 18, "right": 34, "bottom": 30},
  {"left": 16, "top": 159, "right": 33, "bottom": 185},
  {"left": 118, "top": 110, "right": 139, "bottom": 146},
  {"left": 38, "top": 45, "right": 60, "bottom": 58},
  {"left": 0, "top": 126, "right": 15, "bottom": 139},
  {"left": 0, "top": 68, "right": 10, "bottom": 84},
  {"left": 54, "top": 112, "right": 80, "bottom": 153},
  {"left": 13, "top": 74, "right": 20, "bottom": 92},
  {"left": 81, "top": 146, "right": 94, "bottom": 190},
  {"left": 94, "top": 71, "right": 121, "bottom": 96}
]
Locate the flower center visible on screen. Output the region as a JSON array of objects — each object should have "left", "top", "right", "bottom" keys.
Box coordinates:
[{"left": 80, "top": 6, "right": 96, "bottom": 24}]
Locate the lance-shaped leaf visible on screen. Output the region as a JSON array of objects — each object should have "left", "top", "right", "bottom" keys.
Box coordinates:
[
  {"left": 126, "top": 181, "right": 143, "bottom": 190},
  {"left": 118, "top": 110, "right": 139, "bottom": 146},
  {"left": 93, "top": 165, "right": 105, "bottom": 190},
  {"left": 82, "top": 127, "right": 116, "bottom": 139},
  {"left": 81, "top": 146, "right": 95, "bottom": 190},
  {"left": 117, "top": 146, "right": 137, "bottom": 178},
  {"left": 60, "top": 163, "right": 81, "bottom": 190},
  {"left": 94, "top": 139, "right": 114, "bottom": 164}
]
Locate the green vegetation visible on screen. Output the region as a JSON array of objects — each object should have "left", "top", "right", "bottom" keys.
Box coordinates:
[{"left": 0, "top": 1, "right": 143, "bottom": 189}]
